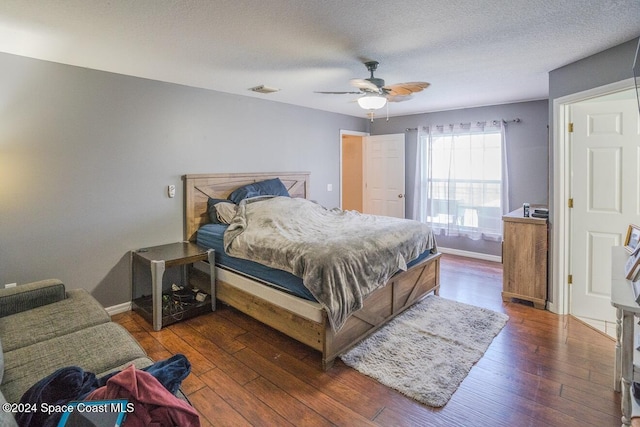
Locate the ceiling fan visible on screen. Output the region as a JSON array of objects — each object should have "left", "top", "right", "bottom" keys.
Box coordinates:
[{"left": 315, "top": 61, "right": 430, "bottom": 112}]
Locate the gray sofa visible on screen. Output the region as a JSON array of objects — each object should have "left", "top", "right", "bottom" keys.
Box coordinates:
[{"left": 0, "top": 279, "right": 154, "bottom": 427}]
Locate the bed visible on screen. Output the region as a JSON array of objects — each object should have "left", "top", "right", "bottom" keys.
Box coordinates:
[{"left": 183, "top": 171, "right": 441, "bottom": 369}]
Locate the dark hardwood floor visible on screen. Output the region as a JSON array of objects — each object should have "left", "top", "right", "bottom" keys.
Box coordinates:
[{"left": 113, "top": 254, "right": 622, "bottom": 426}]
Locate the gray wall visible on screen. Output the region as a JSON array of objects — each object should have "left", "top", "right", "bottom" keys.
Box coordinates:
[
  {"left": 549, "top": 37, "right": 638, "bottom": 101},
  {"left": 370, "top": 100, "right": 549, "bottom": 256},
  {"left": 0, "top": 52, "right": 367, "bottom": 306},
  {"left": 548, "top": 37, "right": 639, "bottom": 214}
]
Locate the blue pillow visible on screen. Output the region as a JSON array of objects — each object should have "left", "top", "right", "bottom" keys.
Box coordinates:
[
  {"left": 207, "top": 198, "right": 235, "bottom": 224},
  {"left": 227, "top": 178, "right": 290, "bottom": 204}
]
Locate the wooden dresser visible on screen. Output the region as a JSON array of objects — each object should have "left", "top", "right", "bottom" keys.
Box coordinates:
[{"left": 502, "top": 207, "right": 548, "bottom": 309}]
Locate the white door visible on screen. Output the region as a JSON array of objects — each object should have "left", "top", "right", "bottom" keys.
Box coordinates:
[
  {"left": 363, "top": 134, "right": 405, "bottom": 218},
  {"left": 570, "top": 94, "right": 640, "bottom": 322}
]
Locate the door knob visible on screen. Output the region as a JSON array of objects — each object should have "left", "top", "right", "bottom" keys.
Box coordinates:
[{"left": 398, "top": 194, "right": 404, "bottom": 198}]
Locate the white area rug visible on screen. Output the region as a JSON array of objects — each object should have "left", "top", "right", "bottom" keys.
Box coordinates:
[{"left": 340, "top": 295, "right": 508, "bottom": 407}]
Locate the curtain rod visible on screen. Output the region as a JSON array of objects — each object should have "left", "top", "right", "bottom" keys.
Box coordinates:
[{"left": 405, "top": 118, "right": 521, "bottom": 132}]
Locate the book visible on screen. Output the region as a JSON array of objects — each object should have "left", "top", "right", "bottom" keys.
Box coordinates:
[{"left": 532, "top": 208, "right": 548, "bottom": 218}]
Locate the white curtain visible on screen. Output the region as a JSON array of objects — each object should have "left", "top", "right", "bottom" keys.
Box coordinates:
[
  {"left": 412, "top": 121, "right": 508, "bottom": 242},
  {"left": 500, "top": 120, "right": 509, "bottom": 218},
  {"left": 412, "top": 127, "right": 429, "bottom": 222}
]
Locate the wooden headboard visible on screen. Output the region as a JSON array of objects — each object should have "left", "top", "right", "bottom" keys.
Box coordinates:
[{"left": 182, "top": 171, "right": 311, "bottom": 242}]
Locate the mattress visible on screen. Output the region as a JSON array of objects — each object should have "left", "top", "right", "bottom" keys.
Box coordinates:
[
  {"left": 197, "top": 223, "right": 317, "bottom": 301},
  {"left": 197, "top": 223, "right": 435, "bottom": 303}
]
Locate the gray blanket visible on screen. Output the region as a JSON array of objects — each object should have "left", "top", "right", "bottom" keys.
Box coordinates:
[{"left": 223, "top": 196, "right": 437, "bottom": 331}]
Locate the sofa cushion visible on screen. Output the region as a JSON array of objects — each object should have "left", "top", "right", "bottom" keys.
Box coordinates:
[
  {"left": 0, "top": 390, "right": 18, "bottom": 427},
  {"left": 0, "top": 289, "right": 111, "bottom": 353},
  {"left": 1, "top": 322, "right": 147, "bottom": 403},
  {"left": 0, "top": 280, "right": 66, "bottom": 318}
]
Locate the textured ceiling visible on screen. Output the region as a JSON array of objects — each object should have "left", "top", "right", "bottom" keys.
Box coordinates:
[{"left": 0, "top": 0, "right": 638, "bottom": 118}]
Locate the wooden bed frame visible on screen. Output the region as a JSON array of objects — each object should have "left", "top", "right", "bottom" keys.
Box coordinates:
[{"left": 183, "top": 171, "right": 441, "bottom": 369}]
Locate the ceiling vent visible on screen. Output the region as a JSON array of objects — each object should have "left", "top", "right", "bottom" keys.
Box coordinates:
[{"left": 248, "top": 85, "right": 280, "bottom": 94}]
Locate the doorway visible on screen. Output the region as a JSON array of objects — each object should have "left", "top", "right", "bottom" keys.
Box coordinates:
[
  {"left": 340, "top": 130, "right": 368, "bottom": 211},
  {"left": 341, "top": 133, "right": 365, "bottom": 212}
]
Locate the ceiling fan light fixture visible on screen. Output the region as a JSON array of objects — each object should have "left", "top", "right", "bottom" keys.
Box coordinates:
[{"left": 357, "top": 93, "right": 387, "bottom": 110}]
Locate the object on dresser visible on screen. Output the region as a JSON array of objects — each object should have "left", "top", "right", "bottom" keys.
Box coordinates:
[
  {"left": 625, "top": 244, "right": 640, "bottom": 280},
  {"left": 625, "top": 224, "right": 640, "bottom": 253},
  {"left": 531, "top": 208, "right": 548, "bottom": 219},
  {"left": 633, "top": 280, "right": 640, "bottom": 305}
]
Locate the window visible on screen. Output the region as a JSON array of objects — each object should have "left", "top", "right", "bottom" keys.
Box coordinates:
[{"left": 416, "top": 122, "right": 506, "bottom": 241}]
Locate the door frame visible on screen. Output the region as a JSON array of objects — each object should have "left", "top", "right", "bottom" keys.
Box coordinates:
[
  {"left": 339, "top": 129, "right": 369, "bottom": 210},
  {"left": 551, "top": 77, "right": 636, "bottom": 315}
]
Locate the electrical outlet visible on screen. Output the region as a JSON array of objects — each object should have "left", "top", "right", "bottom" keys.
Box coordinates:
[{"left": 168, "top": 185, "right": 176, "bottom": 198}]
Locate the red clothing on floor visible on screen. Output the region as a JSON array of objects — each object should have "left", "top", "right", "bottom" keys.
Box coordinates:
[{"left": 86, "top": 365, "right": 200, "bottom": 427}]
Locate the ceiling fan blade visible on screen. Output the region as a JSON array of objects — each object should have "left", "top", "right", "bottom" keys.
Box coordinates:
[
  {"left": 317, "top": 61, "right": 429, "bottom": 105},
  {"left": 384, "top": 82, "right": 430, "bottom": 96},
  {"left": 315, "top": 91, "right": 363, "bottom": 95},
  {"left": 350, "top": 78, "right": 379, "bottom": 92},
  {"left": 386, "top": 94, "right": 414, "bottom": 103}
]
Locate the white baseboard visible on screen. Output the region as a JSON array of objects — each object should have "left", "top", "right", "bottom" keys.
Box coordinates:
[
  {"left": 438, "top": 247, "right": 502, "bottom": 263},
  {"left": 572, "top": 315, "right": 616, "bottom": 340},
  {"left": 106, "top": 301, "right": 132, "bottom": 316}
]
